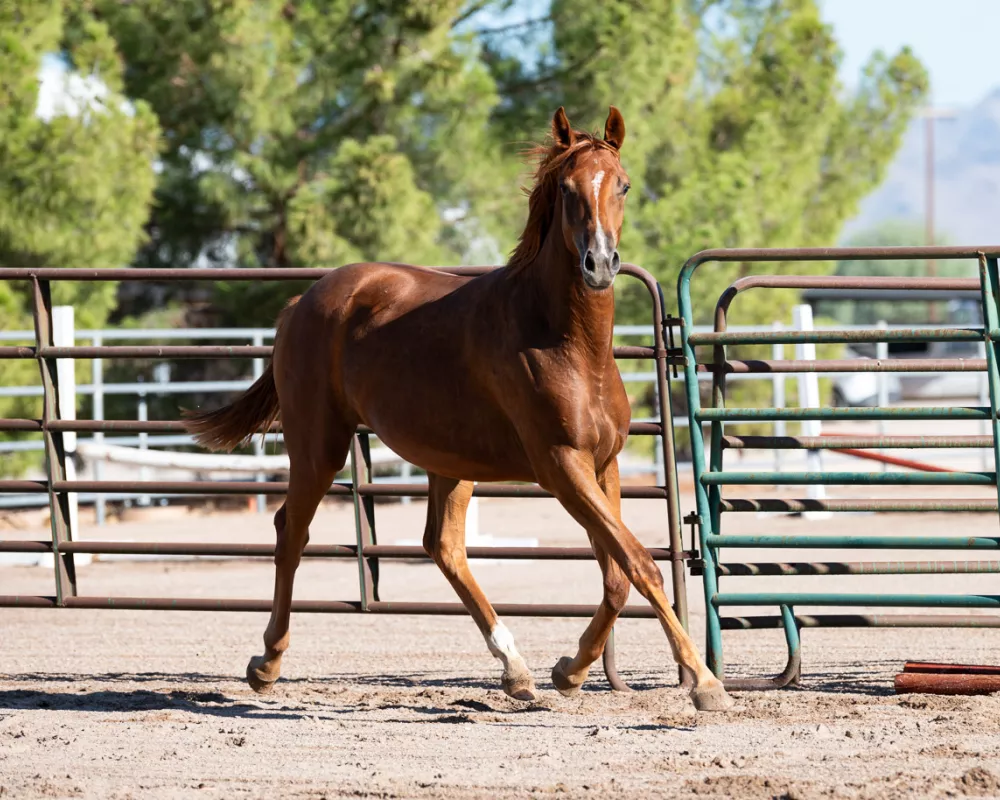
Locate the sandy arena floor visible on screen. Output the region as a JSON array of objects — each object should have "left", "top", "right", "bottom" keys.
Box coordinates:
[{"left": 2, "top": 492, "right": 1000, "bottom": 799}]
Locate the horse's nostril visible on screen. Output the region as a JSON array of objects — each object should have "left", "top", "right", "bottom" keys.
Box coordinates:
[
  {"left": 611, "top": 251, "right": 621, "bottom": 272},
  {"left": 584, "top": 251, "right": 596, "bottom": 272}
]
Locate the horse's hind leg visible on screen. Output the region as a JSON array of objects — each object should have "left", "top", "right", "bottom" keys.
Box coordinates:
[
  {"left": 422, "top": 473, "right": 538, "bottom": 702},
  {"left": 246, "top": 426, "right": 351, "bottom": 693},
  {"left": 552, "top": 459, "right": 629, "bottom": 696}
]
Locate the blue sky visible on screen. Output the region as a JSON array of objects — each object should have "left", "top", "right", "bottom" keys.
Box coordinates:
[{"left": 820, "top": 0, "right": 1000, "bottom": 108}]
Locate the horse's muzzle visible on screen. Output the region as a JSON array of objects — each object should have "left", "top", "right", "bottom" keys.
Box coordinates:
[{"left": 581, "top": 248, "right": 621, "bottom": 290}]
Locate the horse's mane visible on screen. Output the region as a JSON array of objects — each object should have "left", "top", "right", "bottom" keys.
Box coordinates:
[{"left": 506, "top": 131, "right": 620, "bottom": 275}]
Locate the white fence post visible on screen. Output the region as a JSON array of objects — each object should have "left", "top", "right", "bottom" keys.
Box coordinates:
[
  {"left": 771, "top": 322, "right": 785, "bottom": 473},
  {"left": 400, "top": 460, "right": 412, "bottom": 505},
  {"left": 876, "top": 320, "right": 889, "bottom": 472},
  {"left": 792, "top": 304, "right": 829, "bottom": 518},
  {"left": 53, "top": 307, "right": 89, "bottom": 564},
  {"left": 252, "top": 333, "right": 267, "bottom": 514},
  {"left": 92, "top": 333, "right": 106, "bottom": 526},
  {"left": 137, "top": 376, "right": 150, "bottom": 506}
]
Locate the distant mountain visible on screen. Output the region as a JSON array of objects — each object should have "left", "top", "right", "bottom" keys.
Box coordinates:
[{"left": 841, "top": 88, "right": 1000, "bottom": 244}]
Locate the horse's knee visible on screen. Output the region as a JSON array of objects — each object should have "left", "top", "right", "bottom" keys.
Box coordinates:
[
  {"left": 426, "top": 538, "right": 464, "bottom": 578},
  {"left": 272, "top": 504, "right": 308, "bottom": 567},
  {"left": 624, "top": 555, "right": 664, "bottom": 598},
  {"left": 603, "top": 571, "right": 630, "bottom": 613}
]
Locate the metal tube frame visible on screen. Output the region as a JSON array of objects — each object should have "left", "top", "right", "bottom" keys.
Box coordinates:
[
  {"left": 678, "top": 245, "right": 1000, "bottom": 690},
  {"left": 0, "top": 264, "right": 686, "bottom": 692}
]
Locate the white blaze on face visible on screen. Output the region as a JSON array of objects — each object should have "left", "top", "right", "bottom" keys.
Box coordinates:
[
  {"left": 590, "top": 169, "right": 614, "bottom": 257},
  {"left": 591, "top": 170, "right": 605, "bottom": 241},
  {"left": 486, "top": 621, "right": 524, "bottom": 670}
]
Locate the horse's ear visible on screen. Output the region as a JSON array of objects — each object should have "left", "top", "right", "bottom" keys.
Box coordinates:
[
  {"left": 552, "top": 106, "right": 575, "bottom": 149},
  {"left": 604, "top": 106, "right": 626, "bottom": 151}
]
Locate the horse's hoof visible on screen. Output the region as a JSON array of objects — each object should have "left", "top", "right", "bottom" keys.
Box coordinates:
[
  {"left": 246, "top": 657, "right": 278, "bottom": 694},
  {"left": 502, "top": 671, "right": 539, "bottom": 702},
  {"left": 690, "top": 681, "right": 735, "bottom": 712},
  {"left": 551, "top": 656, "right": 587, "bottom": 697}
]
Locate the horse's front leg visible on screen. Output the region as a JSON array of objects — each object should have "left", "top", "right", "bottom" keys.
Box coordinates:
[
  {"left": 422, "top": 473, "right": 538, "bottom": 701},
  {"left": 536, "top": 446, "right": 734, "bottom": 712}
]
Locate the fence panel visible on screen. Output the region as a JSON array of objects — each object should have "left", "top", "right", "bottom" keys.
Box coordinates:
[
  {"left": 678, "top": 246, "right": 1000, "bottom": 690},
  {"left": 0, "top": 264, "right": 688, "bottom": 690}
]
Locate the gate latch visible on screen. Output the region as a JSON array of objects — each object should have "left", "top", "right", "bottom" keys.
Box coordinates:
[
  {"left": 663, "top": 315, "right": 685, "bottom": 377},
  {"left": 683, "top": 512, "right": 701, "bottom": 570}
]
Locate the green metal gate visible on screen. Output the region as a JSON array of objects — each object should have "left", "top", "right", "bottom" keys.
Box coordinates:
[{"left": 678, "top": 246, "right": 1000, "bottom": 689}]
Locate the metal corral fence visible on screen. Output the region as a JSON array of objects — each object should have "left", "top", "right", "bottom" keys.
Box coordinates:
[
  {"left": 0, "top": 264, "right": 689, "bottom": 691},
  {"left": 679, "top": 246, "right": 1000, "bottom": 690},
  {"left": 0, "top": 321, "right": 662, "bottom": 518},
  {"left": 6, "top": 248, "right": 1000, "bottom": 694},
  {"left": 4, "top": 315, "right": 989, "bottom": 517}
]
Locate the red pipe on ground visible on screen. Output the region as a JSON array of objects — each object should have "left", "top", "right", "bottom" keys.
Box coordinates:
[
  {"left": 903, "top": 661, "right": 1000, "bottom": 675},
  {"left": 894, "top": 672, "right": 1000, "bottom": 695}
]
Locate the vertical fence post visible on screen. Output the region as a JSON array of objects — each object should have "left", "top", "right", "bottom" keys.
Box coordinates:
[
  {"left": 771, "top": 322, "right": 785, "bottom": 474},
  {"left": 92, "top": 333, "right": 106, "bottom": 526},
  {"left": 400, "top": 460, "right": 412, "bottom": 505},
  {"left": 792, "top": 304, "right": 829, "bottom": 518},
  {"left": 137, "top": 376, "right": 150, "bottom": 506},
  {"left": 980, "top": 338, "right": 991, "bottom": 472},
  {"left": 32, "top": 280, "right": 77, "bottom": 602},
  {"left": 975, "top": 255, "right": 1000, "bottom": 519},
  {"left": 53, "top": 307, "right": 89, "bottom": 565},
  {"left": 350, "top": 432, "right": 379, "bottom": 608},
  {"left": 252, "top": 333, "right": 266, "bottom": 514},
  {"left": 52, "top": 307, "right": 80, "bottom": 545},
  {"left": 876, "top": 320, "right": 889, "bottom": 473},
  {"left": 656, "top": 293, "right": 688, "bottom": 684}
]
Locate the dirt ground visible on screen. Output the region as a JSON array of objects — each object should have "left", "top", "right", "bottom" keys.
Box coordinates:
[{"left": 2, "top": 491, "right": 1000, "bottom": 799}]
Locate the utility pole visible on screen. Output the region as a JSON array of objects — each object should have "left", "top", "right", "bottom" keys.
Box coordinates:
[{"left": 921, "top": 105, "right": 958, "bottom": 321}]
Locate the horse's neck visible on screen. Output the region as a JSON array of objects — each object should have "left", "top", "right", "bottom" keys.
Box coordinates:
[{"left": 514, "top": 222, "right": 615, "bottom": 360}]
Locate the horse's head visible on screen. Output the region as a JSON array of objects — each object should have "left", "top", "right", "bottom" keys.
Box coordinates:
[{"left": 552, "top": 106, "right": 629, "bottom": 290}]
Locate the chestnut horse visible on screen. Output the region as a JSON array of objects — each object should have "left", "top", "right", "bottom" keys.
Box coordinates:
[{"left": 185, "top": 107, "right": 733, "bottom": 712}]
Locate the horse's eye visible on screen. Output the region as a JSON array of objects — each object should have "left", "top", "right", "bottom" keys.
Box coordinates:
[
  {"left": 559, "top": 182, "right": 570, "bottom": 195},
  {"left": 622, "top": 183, "right": 631, "bottom": 195}
]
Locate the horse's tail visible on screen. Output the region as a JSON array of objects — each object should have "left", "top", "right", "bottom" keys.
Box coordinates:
[{"left": 182, "top": 296, "right": 301, "bottom": 453}]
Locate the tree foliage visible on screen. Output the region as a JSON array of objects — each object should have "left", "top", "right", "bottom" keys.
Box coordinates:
[
  {"left": 481, "top": 0, "right": 929, "bottom": 324},
  {"left": 95, "top": 0, "right": 503, "bottom": 325},
  {"left": 0, "top": 0, "right": 159, "bottom": 471},
  {"left": 818, "top": 220, "right": 973, "bottom": 325},
  {"left": 0, "top": 0, "right": 931, "bottom": 474}
]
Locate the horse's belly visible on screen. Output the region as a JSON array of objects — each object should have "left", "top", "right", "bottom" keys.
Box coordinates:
[
  {"left": 342, "top": 341, "right": 530, "bottom": 481},
  {"left": 360, "top": 391, "right": 531, "bottom": 482}
]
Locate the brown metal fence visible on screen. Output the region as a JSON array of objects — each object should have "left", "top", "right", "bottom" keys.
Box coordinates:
[{"left": 0, "top": 264, "right": 690, "bottom": 690}]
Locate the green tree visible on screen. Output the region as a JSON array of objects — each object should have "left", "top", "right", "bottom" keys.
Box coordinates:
[
  {"left": 96, "top": 0, "right": 505, "bottom": 326},
  {"left": 479, "top": 0, "right": 929, "bottom": 326},
  {"left": 0, "top": 0, "right": 159, "bottom": 473}
]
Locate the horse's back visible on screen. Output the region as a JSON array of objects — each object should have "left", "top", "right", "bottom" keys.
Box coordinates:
[
  {"left": 274, "top": 262, "right": 529, "bottom": 479},
  {"left": 308, "top": 261, "right": 473, "bottom": 320}
]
